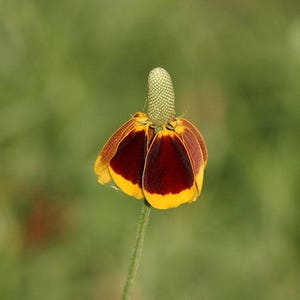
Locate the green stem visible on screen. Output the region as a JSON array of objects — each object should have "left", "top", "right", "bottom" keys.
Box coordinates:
[{"left": 121, "top": 200, "right": 151, "bottom": 300}]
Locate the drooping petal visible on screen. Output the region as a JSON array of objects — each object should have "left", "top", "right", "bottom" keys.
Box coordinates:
[
  {"left": 109, "top": 124, "right": 150, "bottom": 199},
  {"left": 94, "top": 112, "right": 149, "bottom": 186},
  {"left": 178, "top": 118, "right": 208, "bottom": 167},
  {"left": 175, "top": 119, "right": 205, "bottom": 194},
  {"left": 142, "top": 129, "right": 198, "bottom": 209},
  {"left": 94, "top": 119, "right": 135, "bottom": 184}
]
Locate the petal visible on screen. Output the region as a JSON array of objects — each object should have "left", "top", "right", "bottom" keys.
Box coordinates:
[
  {"left": 178, "top": 118, "right": 208, "bottom": 167},
  {"left": 143, "top": 129, "right": 198, "bottom": 209},
  {"left": 175, "top": 119, "right": 206, "bottom": 193},
  {"left": 94, "top": 112, "right": 149, "bottom": 185},
  {"left": 109, "top": 124, "right": 150, "bottom": 199},
  {"left": 94, "top": 119, "right": 135, "bottom": 184}
]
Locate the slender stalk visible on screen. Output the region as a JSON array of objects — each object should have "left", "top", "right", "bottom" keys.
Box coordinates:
[{"left": 121, "top": 200, "right": 151, "bottom": 300}]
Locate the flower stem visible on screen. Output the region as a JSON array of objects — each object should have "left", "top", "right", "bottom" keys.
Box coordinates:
[{"left": 121, "top": 200, "right": 151, "bottom": 300}]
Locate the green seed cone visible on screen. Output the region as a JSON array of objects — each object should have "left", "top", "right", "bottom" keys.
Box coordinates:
[{"left": 147, "top": 67, "right": 176, "bottom": 127}]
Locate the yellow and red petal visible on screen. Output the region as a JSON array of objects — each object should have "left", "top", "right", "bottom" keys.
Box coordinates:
[
  {"left": 175, "top": 119, "right": 206, "bottom": 194},
  {"left": 94, "top": 112, "right": 150, "bottom": 186},
  {"left": 178, "top": 118, "right": 208, "bottom": 167},
  {"left": 142, "top": 129, "right": 198, "bottom": 209},
  {"left": 94, "top": 119, "right": 135, "bottom": 184},
  {"left": 108, "top": 125, "right": 150, "bottom": 199}
]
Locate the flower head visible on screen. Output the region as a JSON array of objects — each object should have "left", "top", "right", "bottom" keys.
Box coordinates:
[{"left": 94, "top": 67, "right": 207, "bottom": 209}]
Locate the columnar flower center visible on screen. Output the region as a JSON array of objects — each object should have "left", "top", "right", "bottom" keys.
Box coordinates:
[{"left": 147, "top": 67, "right": 176, "bottom": 128}]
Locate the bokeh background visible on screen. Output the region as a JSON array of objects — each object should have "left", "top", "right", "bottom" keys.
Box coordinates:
[{"left": 1, "top": 0, "right": 300, "bottom": 299}]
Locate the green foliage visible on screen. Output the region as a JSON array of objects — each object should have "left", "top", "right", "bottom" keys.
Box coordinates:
[{"left": 1, "top": 0, "right": 299, "bottom": 299}]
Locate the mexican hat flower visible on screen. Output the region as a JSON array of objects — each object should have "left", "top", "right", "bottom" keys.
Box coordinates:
[{"left": 94, "top": 67, "right": 207, "bottom": 209}]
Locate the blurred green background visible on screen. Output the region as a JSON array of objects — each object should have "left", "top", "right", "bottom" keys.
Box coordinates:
[{"left": 1, "top": 0, "right": 300, "bottom": 299}]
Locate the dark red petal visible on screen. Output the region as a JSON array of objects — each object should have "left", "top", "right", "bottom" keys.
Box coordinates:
[
  {"left": 179, "top": 118, "right": 208, "bottom": 166},
  {"left": 94, "top": 119, "right": 135, "bottom": 184},
  {"left": 143, "top": 132, "right": 194, "bottom": 195},
  {"left": 110, "top": 128, "right": 147, "bottom": 188}
]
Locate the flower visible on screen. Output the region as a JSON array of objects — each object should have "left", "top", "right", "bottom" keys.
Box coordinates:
[{"left": 94, "top": 68, "right": 207, "bottom": 209}]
